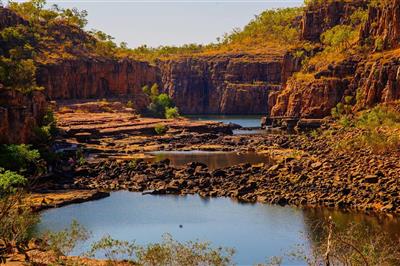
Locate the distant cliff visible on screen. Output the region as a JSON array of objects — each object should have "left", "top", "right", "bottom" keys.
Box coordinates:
[{"left": 158, "top": 52, "right": 301, "bottom": 114}]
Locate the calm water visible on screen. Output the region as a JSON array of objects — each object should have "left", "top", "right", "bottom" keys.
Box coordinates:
[
  {"left": 186, "top": 115, "right": 262, "bottom": 128},
  {"left": 146, "top": 151, "right": 272, "bottom": 170},
  {"left": 36, "top": 192, "right": 400, "bottom": 265}
]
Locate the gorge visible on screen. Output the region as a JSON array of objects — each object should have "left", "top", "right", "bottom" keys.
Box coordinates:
[{"left": 1, "top": 0, "right": 400, "bottom": 264}]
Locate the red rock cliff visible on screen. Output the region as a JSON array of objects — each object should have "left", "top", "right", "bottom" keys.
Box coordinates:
[
  {"left": 301, "top": 0, "right": 368, "bottom": 41},
  {"left": 0, "top": 87, "right": 47, "bottom": 144},
  {"left": 361, "top": 0, "right": 400, "bottom": 50},
  {"left": 157, "top": 53, "right": 295, "bottom": 115},
  {"left": 37, "top": 58, "right": 158, "bottom": 110}
]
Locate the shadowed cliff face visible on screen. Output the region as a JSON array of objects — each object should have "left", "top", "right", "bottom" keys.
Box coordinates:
[
  {"left": 37, "top": 59, "right": 158, "bottom": 111},
  {"left": 0, "top": 88, "right": 47, "bottom": 144},
  {"left": 157, "top": 53, "right": 298, "bottom": 115}
]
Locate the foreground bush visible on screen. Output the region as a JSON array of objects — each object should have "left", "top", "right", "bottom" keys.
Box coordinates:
[{"left": 85, "top": 234, "right": 235, "bottom": 266}]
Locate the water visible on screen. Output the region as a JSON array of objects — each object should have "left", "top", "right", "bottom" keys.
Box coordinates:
[
  {"left": 36, "top": 192, "right": 400, "bottom": 265},
  {"left": 146, "top": 151, "right": 272, "bottom": 170},
  {"left": 186, "top": 115, "right": 262, "bottom": 128}
]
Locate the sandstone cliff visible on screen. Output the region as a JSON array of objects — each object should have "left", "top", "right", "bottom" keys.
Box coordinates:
[
  {"left": 0, "top": 87, "right": 47, "bottom": 144},
  {"left": 157, "top": 53, "right": 294, "bottom": 114},
  {"left": 361, "top": 0, "right": 400, "bottom": 50},
  {"left": 37, "top": 58, "right": 158, "bottom": 111},
  {"left": 271, "top": 0, "right": 400, "bottom": 119},
  {"left": 301, "top": 0, "right": 368, "bottom": 41}
]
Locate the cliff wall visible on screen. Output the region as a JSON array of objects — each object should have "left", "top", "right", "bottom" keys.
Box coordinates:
[
  {"left": 37, "top": 58, "right": 158, "bottom": 111},
  {"left": 0, "top": 87, "right": 47, "bottom": 144},
  {"left": 157, "top": 53, "right": 296, "bottom": 114},
  {"left": 361, "top": 0, "right": 400, "bottom": 50},
  {"left": 301, "top": 0, "right": 368, "bottom": 41}
]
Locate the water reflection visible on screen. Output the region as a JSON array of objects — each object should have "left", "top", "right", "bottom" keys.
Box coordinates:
[
  {"left": 186, "top": 115, "right": 263, "bottom": 128},
  {"left": 36, "top": 192, "right": 400, "bottom": 265},
  {"left": 146, "top": 151, "right": 272, "bottom": 170}
]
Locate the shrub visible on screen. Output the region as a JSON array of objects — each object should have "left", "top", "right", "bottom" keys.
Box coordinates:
[
  {"left": 165, "top": 107, "right": 180, "bottom": 119},
  {"left": 374, "top": 37, "right": 384, "bottom": 51},
  {"left": 143, "top": 83, "right": 176, "bottom": 118},
  {"left": 85, "top": 233, "right": 235, "bottom": 266},
  {"left": 42, "top": 220, "right": 90, "bottom": 258},
  {"left": 0, "top": 144, "right": 40, "bottom": 172},
  {"left": 154, "top": 124, "right": 167, "bottom": 135},
  {"left": 0, "top": 168, "right": 26, "bottom": 197},
  {"left": 321, "top": 25, "right": 358, "bottom": 52},
  {"left": 126, "top": 100, "right": 134, "bottom": 109}
]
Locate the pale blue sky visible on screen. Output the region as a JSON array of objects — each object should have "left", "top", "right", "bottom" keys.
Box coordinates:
[{"left": 10, "top": 0, "right": 304, "bottom": 48}]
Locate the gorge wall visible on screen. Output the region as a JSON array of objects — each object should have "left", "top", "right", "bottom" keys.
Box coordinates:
[
  {"left": 37, "top": 58, "right": 158, "bottom": 111},
  {"left": 0, "top": 87, "right": 47, "bottom": 144},
  {"left": 158, "top": 53, "right": 301, "bottom": 114},
  {"left": 271, "top": 0, "right": 400, "bottom": 119}
]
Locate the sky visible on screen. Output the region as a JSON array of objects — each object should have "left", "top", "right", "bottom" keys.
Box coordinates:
[{"left": 9, "top": 0, "right": 304, "bottom": 48}]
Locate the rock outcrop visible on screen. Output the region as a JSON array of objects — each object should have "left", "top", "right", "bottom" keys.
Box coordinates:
[
  {"left": 0, "top": 87, "right": 47, "bottom": 144},
  {"left": 361, "top": 0, "right": 400, "bottom": 50},
  {"left": 37, "top": 58, "right": 158, "bottom": 111},
  {"left": 158, "top": 53, "right": 289, "bottom": 114},
  {"left": 354, "top": 54, "right": 400, "bottom": 109},
  {"left": 301, "top": 0, "right": 368, "bottom": 41}
]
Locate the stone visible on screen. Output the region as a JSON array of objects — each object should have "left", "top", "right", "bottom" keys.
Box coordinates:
[{"left": 364, "top": 175, "right": 379, "bottom": 184}]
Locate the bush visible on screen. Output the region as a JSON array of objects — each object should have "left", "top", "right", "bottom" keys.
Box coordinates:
[
  {"left": 85, "top": 233, "right": 235, "bottom": 266},
  {"left": 321, "top": 25, "right": 358, "bottom": 52},
  {"left": 154, "top": 124, "right": 167, "bottom": 135},
  {"left": 42, "top": 220, "right": 90, "bottom": 258},
  {"left": 0, "top": 168, "right": 26, "bottom": 197},
  {"left": 165, "top": 107, "right": 180, "bottom": 119},
  {"left": 143, "top": 83, "right": 177, "bottom": 118},
  {"left": 0, "top": 144, "right": 40, "bottom": 173}
]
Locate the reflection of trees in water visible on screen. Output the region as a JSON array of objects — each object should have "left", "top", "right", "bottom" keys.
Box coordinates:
[{"left": 299, "top": 208, "right": 400, "bottom": 265}]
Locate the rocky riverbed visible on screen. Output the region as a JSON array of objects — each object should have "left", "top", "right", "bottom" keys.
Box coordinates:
[{"left": 32, "top": 101, "right": 400, "bottom": 217}]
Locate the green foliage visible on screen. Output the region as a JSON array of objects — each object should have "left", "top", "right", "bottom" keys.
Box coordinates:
[
  {"left": 220, "top": 7, "right": 302, "bottom": 47},
  {"left": 33, "top": 109, "right": 58, "bottom": 144},
  {"left": 0, "top": 168, "right": 26, "bottom": 197},
  {"left": 337, "top": 106, "right": 400, "bottom": 154},
  {"left": 0, "top": 144, "right": 40, "bottom": 172},
  {"left": 356, "top": 105, "right": 400, "bottom": 129},
  {"left": 126, "top": 100, "right": 134, "bottom": 109},
  {"left": 142, "top": 85, "right": 150, "bottom": 96},
  {"left": 143, "top": 83, "right": 177, "bottom": 118},
  {"left": 350, "top": 8, "right": 368, "bottom": 26},
  {"left": 374, "top": 36, "right": 384, "bottom": 51},
  {"left": 165, "top": 107, "right": 180, "bottom": 119},
  {"left": 154, "top": 124, "right": 167, "bottom": 135},
  {"left": 86, "top": 233, "right": 235, "bottom": 266},
  {"left": 321, "top": 25, "right": 358, "bottom": 52},
  {"left": 9, "top": 0, "right": 88, "bottom": 28},
  {"left": 42, "top": 220, "right": 90, "bottom": 258}
]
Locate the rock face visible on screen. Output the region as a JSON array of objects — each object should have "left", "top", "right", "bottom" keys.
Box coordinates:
[
  {"left": 270, "top": 77, "right": 350, "bottom": 118},
  {"left": 158, "top": 53, "right": 290, "bottom": 114},
  {"left": 361, "top": 0, "right": 400, "bottom": 50},
  {"left": 354, "top": 56, "right": 400, "bottom": 109},
  {"left": 0, "top": 87, "right": 47, "bottom": 144},
  {"left": 37, "top": 58, "right": 158, "bottom": 111},
  {"left": 301, "top": 0, "right": 368, "bottom": 41}
]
